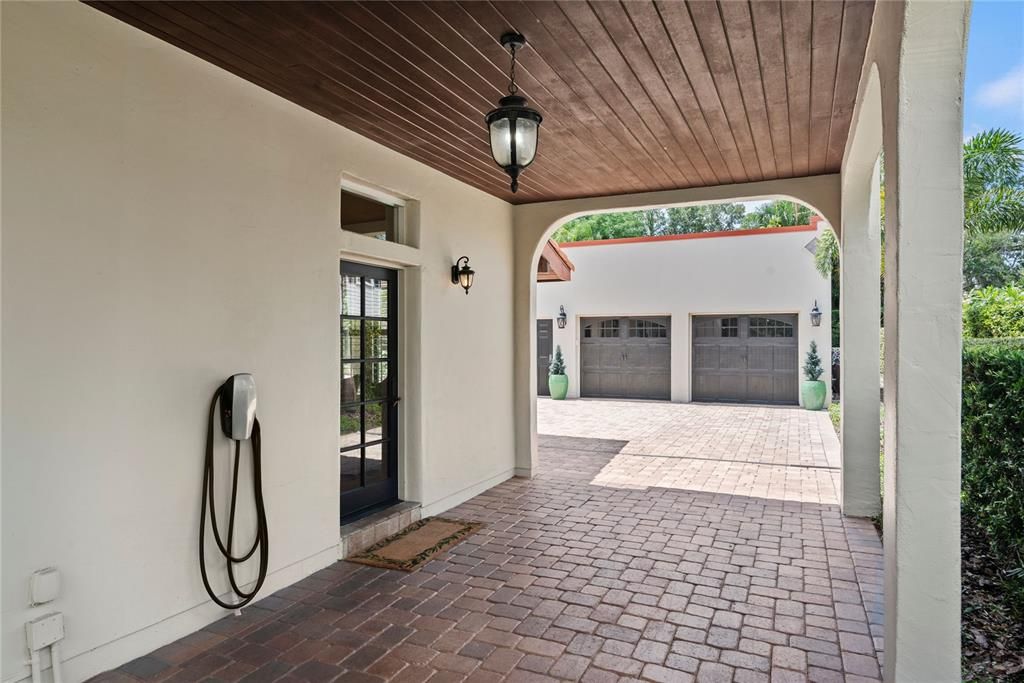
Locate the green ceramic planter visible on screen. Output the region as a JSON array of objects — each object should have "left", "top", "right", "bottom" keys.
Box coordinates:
[
  {"left": 801, "top": 380, "right": 828, "bottom": 410},
  {"left": 548, "top": 374, "right": 569, "bottom": 400}
]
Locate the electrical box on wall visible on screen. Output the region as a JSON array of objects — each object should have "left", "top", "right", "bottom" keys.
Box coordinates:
[
  {"left": 26, "top": 612, "right": 64, "bottom": 651},
  {"left": 30, "top": 567, "right": 60, "bottom": 605}
]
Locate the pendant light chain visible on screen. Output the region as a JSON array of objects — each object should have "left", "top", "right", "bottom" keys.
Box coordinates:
[{"left": 508, "top": 44, "right": 519, "bottom": 95}]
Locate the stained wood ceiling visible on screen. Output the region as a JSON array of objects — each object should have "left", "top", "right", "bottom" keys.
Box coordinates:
[{"left": 87, "top": 1, "right": 875, "bottom": 205}]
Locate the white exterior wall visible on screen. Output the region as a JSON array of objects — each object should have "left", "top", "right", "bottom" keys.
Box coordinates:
[
  {"left": 0, "top": 4, "right": 515, "bottom": 682},
  {"left": 536, "top": 226, "right": 832, "bottom": 404}
]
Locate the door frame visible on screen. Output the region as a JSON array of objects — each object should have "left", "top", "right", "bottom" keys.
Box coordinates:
[{"left": 340, "top": 260, "right": 400, "bottom": 521}]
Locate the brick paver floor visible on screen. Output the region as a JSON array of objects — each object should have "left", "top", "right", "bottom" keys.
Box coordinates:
[{"left": 93, "top": 400, "right": 883, "bottom": 683}]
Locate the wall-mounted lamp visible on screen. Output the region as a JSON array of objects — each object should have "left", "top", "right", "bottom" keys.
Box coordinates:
[
  {"left": 451, "top": 256, "right": 475, "bottom": 295},
  {"left": 557, "top": 305, "right": 568, "bottom": 329},
  {"left": 810, "top": 300, "right": 823, "bottom": 327}
]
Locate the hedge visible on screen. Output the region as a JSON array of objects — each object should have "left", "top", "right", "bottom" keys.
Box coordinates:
[
  {"left": 963, "top": 284, "right": 1024, "bottom": 338},
  {"left": 962, "top": 337, "right": 1024, "bottom": 614}
]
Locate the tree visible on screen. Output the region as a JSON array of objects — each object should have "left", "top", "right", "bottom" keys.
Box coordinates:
[
  {"left": 548, "top": 345, "right": 566, "bottom": 376},
  {"left": 963, "top": 128, "right": 1024, "bottom": 235},
  {"left": 803, "top": 341, "right": 824, "bottom": 381},
  {"left": 963, "top": 230, "right": 1024, "bottom": 290},
  {"left": 741, "top": 200, "right": 813, "bottom": 228},
  {"left": 665, "top": 203, "right": 746, "bottom": 233}
]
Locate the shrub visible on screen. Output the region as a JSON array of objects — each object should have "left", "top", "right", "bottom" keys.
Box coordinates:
[
  {"left": 962, "top": 337, "right": 1024, "bottom": 615},
  {"left": 803, "top": 341, "right": 824, "bottom": 381},
  {"left": 963, "top": 284, "right": 1024, "bottom": 338},
  {"left": 549, "top": 345, "right": 566, "bottom": 376}
]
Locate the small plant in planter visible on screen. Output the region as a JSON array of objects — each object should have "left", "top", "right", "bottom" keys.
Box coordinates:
[
  {"left": 801, "top": 341, "right": 828, "bottom": 410},
  {"left": 548, "top": 345, "right": 569, "bottom": 400}
]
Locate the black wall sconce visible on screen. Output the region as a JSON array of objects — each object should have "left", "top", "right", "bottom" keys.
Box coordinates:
[
  {"left": 557, "top": 305, "right": 567, "bottom": 329},
  {"left": 451, "top": 256, "right": 475, "bottom": 295},
  {"left": 810, "top": 300, "right": 823, "bottom": 327}
]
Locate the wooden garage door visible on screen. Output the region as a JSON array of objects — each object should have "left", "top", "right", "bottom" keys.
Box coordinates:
[
  {"left": 580, "top": 317, "right": 670, "bottom": 400},
  {"left": 691, "top": 315, "right": 798, "bottom": 405}
]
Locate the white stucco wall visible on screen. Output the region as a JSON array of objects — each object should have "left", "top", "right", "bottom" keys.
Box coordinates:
[
  {"left": 536, "top": 225, "right": 832, "bottom": 404},
  {"left": 0, "top": 4, "right": 514, "bottom": 682}
]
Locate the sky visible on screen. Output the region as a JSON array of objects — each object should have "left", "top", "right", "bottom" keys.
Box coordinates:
[{"left": 964, "top": 0, "right": 1024, "bottom": 139}]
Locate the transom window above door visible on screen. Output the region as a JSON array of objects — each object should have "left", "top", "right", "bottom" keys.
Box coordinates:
[{"left": 340, "top": 188, "right": 402, "bottom": 243}]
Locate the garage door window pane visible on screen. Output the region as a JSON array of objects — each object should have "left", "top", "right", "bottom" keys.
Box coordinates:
[
  {"left": 749, "top": 317, "right": 794, "bottom": 338},
  {"left": 629, "top": 319, "right": 667, "bottom": 338},
  {"left": 721, "top": 318, "right": 739, "bottom": 337},
  {"left": 600, "top": 320, "right": 620, "bottom": 338}
]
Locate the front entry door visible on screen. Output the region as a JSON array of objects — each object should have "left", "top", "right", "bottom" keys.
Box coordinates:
[
  {"left": 537, "top": 319, "right": 553, "bottom": 396},
  {"left": 340, "top": 261, "right": 399, "bottom": 521}
]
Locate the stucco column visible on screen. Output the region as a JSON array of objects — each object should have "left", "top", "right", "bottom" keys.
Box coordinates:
[
  {"left": 839, "top": 158, "right": 882, "bottom": 517},
  {"left": 879, "top": 2, "right": 968, "bottom": 680}
]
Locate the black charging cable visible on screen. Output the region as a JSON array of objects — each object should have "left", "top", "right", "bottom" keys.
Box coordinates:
[{"left": 199, "top": 385, "right": 269, "bottom": 609}]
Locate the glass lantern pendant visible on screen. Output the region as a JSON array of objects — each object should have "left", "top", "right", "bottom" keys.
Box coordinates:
[{"left": 486, "top": 33, "right": 543, "bottom": 193}]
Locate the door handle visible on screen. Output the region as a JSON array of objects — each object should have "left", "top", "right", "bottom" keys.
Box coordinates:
[{"left": 392, "top": 396, "right": 402, "bottom": 407}]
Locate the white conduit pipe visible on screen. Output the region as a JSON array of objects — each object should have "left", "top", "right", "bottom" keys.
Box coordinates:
[
  {"left": 28, "top": 649, "right": 42, "bottom": 683},
  {"left": 50, "top": 643, "right": 65, "bottom": 683}
]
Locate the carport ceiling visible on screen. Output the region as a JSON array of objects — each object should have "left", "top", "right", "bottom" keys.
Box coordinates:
[{"left": 86, "top": 1, "right": 875, "bottom": 205}]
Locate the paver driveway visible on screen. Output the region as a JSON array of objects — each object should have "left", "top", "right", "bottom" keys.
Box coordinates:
[{"left": 93, "top": 400, "right": 883, "bottom": 683}]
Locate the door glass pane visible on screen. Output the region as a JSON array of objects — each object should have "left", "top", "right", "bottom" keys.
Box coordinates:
[
  {"left": 365, "top": 321, "right": 388, "bottom": 359},
  {"left": 342, "top": 363, "right": 362, "bottom": 403},
  {"left": 340, "top": 405, "right": 362, "bottom": 450},
  {"left": 341, "top": 450, "right": 361, "bottom": 492},
  {"left": 721, "top": 318, "right": 739, "bottom": 337},
  {"left": 364, "top": 443, "right": 385, "bottom": 483},
  {"left": 341, "top": 320, "right": 361, "bottom": 360},
  {"left": 341, "top": 275, "right": 361, "bottom": 316},
  {"left": 364, "top": 278, "right": 388, "bottom": 318},
  {"left": 365, "top": 401, "right": 385, "bottom": 442},
  {"left": 365, "top": 362, "right": 389, "bottom": 401}
]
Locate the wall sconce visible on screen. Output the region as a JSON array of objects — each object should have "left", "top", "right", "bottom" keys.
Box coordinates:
[
  {"left": 557, "top": 306, "right": 567, "bottom": 329},
  {"left": 451, "top": 256, "right": 475, "bottom": 295},
  {"left": 810, "top": 300, "right": 822, "bottom": 327}
]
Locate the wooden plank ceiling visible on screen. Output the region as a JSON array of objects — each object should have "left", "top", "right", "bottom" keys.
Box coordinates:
[{"left": 87, "top": 1, "right": 875, "bottom": 205}]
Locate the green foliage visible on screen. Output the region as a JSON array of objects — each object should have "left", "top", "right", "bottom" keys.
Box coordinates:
[
  {"left": 552, "top": 200, "right": 810, "bottom": 243},
  {"left": 740, "top": 200, "right": 812, "bottom": 228},
  {"left": 803, "top": 341, "right": 824, "bottom": 381},
  {"left": 963, "top": 230, "right": 1024, "bottom": 291},
  {"left": 962, "top": 338, "right": 1024, "bottom": 615},
  {"left": 814, "top": 227, "right": 838, "bottom": 278},
  {"left": 549, "top": 345, "right": 566, "bottom": 376},
  {"left": 963, "top": 129, "right": 1024, "bottom": 235},
  {"left": 963, "top": 285, "right": 1024, "bottom": 338}
]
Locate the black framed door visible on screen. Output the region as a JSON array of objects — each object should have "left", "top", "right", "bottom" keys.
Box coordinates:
[
  {"left": 340, "top": 261, "right": 399, "bottom": 521},
  {"left": 537, "top": 319, "right": 553, "bottom": 396}
]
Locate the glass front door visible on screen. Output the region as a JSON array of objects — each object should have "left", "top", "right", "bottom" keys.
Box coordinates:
[{"left": 340, "top": 261, "right": 399, "bottom": 521}]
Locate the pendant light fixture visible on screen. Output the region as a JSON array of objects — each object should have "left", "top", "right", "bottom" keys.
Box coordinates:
[{"left": 485, "top": 33, "right": 543, "bottom": 193}]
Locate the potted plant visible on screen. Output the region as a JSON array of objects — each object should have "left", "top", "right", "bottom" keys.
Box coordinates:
[
  {"left": 548, "top": 345, "right": 569, "bottom": 400},
  {"left": 801, "top": 341, "right": 828, "bottom": 410}
]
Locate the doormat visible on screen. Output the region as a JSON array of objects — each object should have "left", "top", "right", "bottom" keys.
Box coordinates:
[{"left": 346, "top": 517, "right": 483, "bottom": 572}]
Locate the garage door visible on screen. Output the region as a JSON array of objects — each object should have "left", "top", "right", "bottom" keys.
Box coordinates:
[
  {"left": 692, "top": 314, "right": 798, "bottom": 405},
  {"left": 580, "top": 317, "right": 670, "bottom": 400}
]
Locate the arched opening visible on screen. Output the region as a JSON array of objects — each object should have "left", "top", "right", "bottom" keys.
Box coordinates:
[{"left": 523, "top": 190, "right": 839, "bottom": 504}]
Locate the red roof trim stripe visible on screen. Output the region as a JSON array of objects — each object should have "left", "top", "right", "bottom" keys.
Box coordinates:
[{"left": 558, "top": 223, "right": 819, "bottom": 249}]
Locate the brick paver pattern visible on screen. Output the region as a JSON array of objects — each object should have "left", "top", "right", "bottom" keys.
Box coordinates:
[{"left": 93, "top": 400, "right": 884, "bottom": 683}]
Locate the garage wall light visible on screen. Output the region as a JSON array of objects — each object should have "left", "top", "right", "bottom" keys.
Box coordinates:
[
  {"left": 451, "top": 256, "right": 475, "bottom": 295},
  {"left": 810, "top": 300, "right": 823, "bottom": 327},
  {"left": 557, "top": 306, "right": 568, "bottom": 329}
]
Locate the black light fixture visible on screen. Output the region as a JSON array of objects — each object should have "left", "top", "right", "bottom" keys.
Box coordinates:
[
  {"left": 810, "top": 300, "right": 823, "bottom": 327},
  {"left": 451, "top": 256, "right": 474, "bottom": 295},
  {"left": 485, "top": 33, "right": 543, "bottom": 193},
  {"left": 557, "top": 305, "right": 568, "bottom": 329}
]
